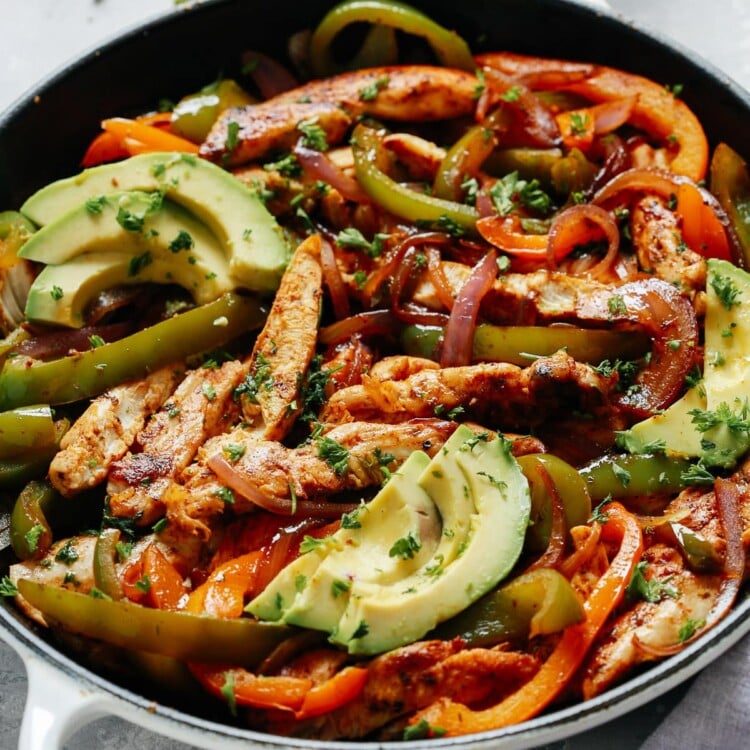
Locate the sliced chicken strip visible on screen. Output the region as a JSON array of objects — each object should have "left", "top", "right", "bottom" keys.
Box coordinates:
[
  {"left": 321, "top": 351, "right": 618, "bottom": 431},
  {"left": 202, "top": 65, "right": 478, "bottom": 166},
  {"left": 630, "top": 195, "right": 706, "bottom": 293},
  {"left": 239, "top": 234, "right": 323, "bottom": 440},
  {"left": 106, "top": 359, "right": 245, "bottom": 524},
  {"left": 48, "top": 365, "right": 182, "bottom": 496},
  {"left": 278, "top": 640, "right": 539, "bottom": 740}
]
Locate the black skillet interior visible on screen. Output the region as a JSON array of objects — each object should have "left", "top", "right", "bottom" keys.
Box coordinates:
[{"left": 1, "top": 0, "right": 750, "bottom": 745}]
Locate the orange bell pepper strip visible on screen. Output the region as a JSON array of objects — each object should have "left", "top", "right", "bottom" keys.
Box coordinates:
[
  {"left": 556, "top": 96, "right": 637, "bottom": 151},
  {"left": 674, "top": 181, "right": 732, "bottom": 261},
  {"left": 411, "top": 502, "right": 643, "bottom": 735},
  {"left": 186, "top": 551, "right": 262, "bottom": 618},
  {"left": 294, "top": 665, "right": 369, "bottom": 720},
  {"left": 101, "top": 117, "right": 200, "bottom": 155},
  {"left": 81, "top": 131, "right": 129, "bottom": 167},
  {"left": 141, "top": 543, "right": 188, "bottom": 611},
  {"left": 189, "top": 662, "right": 313, "bottom": 712},
  {"left": 476, "top": 215, "right": 548, "bottom": 261},
  {"left": 476, "top": 52, "right": 709, "bottom": 183}
]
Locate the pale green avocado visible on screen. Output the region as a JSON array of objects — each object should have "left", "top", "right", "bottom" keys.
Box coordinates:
[
  {"left": 246, "top": 450, "right": 440, "bottom": 630},
  {"left": 623, "top": 258, "right": 750, "bottom": 468},
  {"left": 20, "top": 191, "right": 225, "bottom": 266},
  {"left": 20, "top": 152, "right": 289, "bottom": 293},
  {"left": 25, "top": 249, "right": 234, "bottom": 327},
  {"left": 248, "top": 425, "right": 531, "bottom": 656}
]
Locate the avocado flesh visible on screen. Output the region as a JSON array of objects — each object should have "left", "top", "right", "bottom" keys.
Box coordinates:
[
  {"left": 22, "top": 194, "right": 234, "bottom": 327},
  {"left": 248, "top": 425, "right": 531, "bottom": 656},
  {"left": 19, "top": 191, "right": 221, "bottom": 266},
  {"left": 247, "top": 451, "right": 440, "bottom": 630},
  {"left": 624, "top": 258, "right": 750, "bottom": 467},
  {"left": 20, "top": 152, "right": 289, "bottom": 293},
  {"left": 25, "top": 251, "right": 234, "bottom": 328}
]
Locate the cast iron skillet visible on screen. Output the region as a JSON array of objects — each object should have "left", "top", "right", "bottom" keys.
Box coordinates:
[{"left": 1, "top": 1, "right": 750, "bottom": 748}]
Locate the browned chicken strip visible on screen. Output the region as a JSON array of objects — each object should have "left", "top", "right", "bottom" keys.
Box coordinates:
[
  {"left": 322, "top": 351, "right": 618, "bottom": 431},
  {"left": 277, "top": 640, "right": 539, "bottom": 740},
  {"left": 48, "top": 365, "right": 183, "bottom": 496},
  {"left": 201, "top": 66, "right": 478, "bottom": 166},
  {"left": 630, "top": 195, "right": 706, "bottom": 293},
  {"left": 106, "top": 359, "right": 245, "bottom": 524},
  {"left": 240, "top": 234, "right": 323, "bottom": 440}
]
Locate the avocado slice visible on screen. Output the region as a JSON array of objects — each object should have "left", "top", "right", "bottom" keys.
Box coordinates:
[
  {"left": 19, "top": 191, "right": 223, "bottom": 266},
  {"left": 247, "top": 451, "right": 440, "bottom": 629},
  {"left": 248, "top": 426, "right": 531, "bottom": 656},
  {"left": 25, "top": 250, "right": 234, "bottom": 328},
  {"left": 20, "top": 152, "right": 289, "bottom": 293},
  {"left": 623, "top": 258, "right": 750, "bottom": 467}
]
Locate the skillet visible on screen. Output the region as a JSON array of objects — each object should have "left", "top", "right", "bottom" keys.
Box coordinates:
[{"left": 1, "top": 0, "right": 750, "bottom": 748}]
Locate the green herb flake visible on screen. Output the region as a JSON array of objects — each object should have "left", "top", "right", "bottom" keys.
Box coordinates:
[
  {"left": 223, "top": 443, "right": 246, "bottom": 463},
  {"left": 358, "top": 75, "right": 390, "bottom": 102},
  {"left": 612, "top": 463, "right": 632, "bottom": 487},
  {"left": 678, "top": 617, "right": 705, "bottom": 642},
  {"left": 297, "top": 118, "right": 329, "bottom": 151},
  {"left": 134, "top": 574, "right": 152, "bottom": 594},
  {"left": 626, "top": 561, "right": 680, "bottom": 603},
  {"left": 589, "top": 495, "right": 613, "bottom": 524},
  {"left": 389, "top": 532, "right": 422, "bottom": 560},
  {"left": 214, "top": 486, "right": 235, "bottom": 505},
  {"left": 88, "top": 334, "right": 106, "bottom": 349},
  {"left": 55, "top": 539, "right": 79, "bottom": 565},
  {"left": 127, "top": 251, "right": 153, "bottom": 277},
  {"left": 331, "top": 579, "right": 351, "bottom": 598},
  {"left": 152, "top": 517, "right": 169, "bottom": 534},
  {"left": 317, "top": 435, "right": 350, "bottom": 476},
  {"left": 202, "top": 382, "right": 217, "bottom": 401},
  {"left": 221, "top": 671, "right": 238, "bottom": 717},
  {"left": 169, "top": 229, "right": 194, "bottom": 253},
  {"left": 710, "top": 271, "right": 742, "bottom": 310},
  {"left": 403, "top": 719, "right": 447, "bottom": 741},
  {"left": 224, "top": 120, "right": 240, "bottom": 158},
  {"left": 0, "top": 577, "right": 18, "bottom": 597},
  {"left": 351, "top": 620, "right": 369, "bottom": 639},
  {"left": 89, "top": 587, "right": 112, "bottom": 600},
  {"left": 50, "top": 285, "right": 64, "bottom": 301},
  {"left": 85, "top": 195, "right": 107, "bottom": 214}
]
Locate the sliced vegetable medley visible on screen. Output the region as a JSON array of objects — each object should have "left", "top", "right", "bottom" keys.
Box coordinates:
[{"left": 2, "top": 0, "right": 750, "bottom": 742}]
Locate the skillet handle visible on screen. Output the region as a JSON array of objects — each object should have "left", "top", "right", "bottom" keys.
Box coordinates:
[{"left": 17, "top": 651, "right": 117, "bottom": 750}]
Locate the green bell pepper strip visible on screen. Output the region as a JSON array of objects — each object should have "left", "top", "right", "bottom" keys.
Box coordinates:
[
  {"left": 550, "top": 147, "right": 597, "bottom": 196},
  {"left": 0, "top": 404, "right": 57, "bottom": 459},
  {"left": 578, "top": 452, "right": 692, "bottom": 501},
  {"left": 400, "top": 322, "right": 650, "bottom": 367},
  {"left": 171, "top": 80, "right": 257, "bottom": 143},
  {"left": 10, "top": 480, "right": 59, "bottom": 560},
  {"left": 0, "top": 328, "right": 30, "bottom": 369},
  {"left": 709, "top": 142, "right": 750, "bottom": 268},
  {"left": 352, "top": 123, "right": 479, "bottom": 233},
  {"left": 517, "top": 454, "right": 592, "bottom": 552},
  {"left": 93, "top": 528, "right": 125, "bottom": 601},
  {"left": 309, "top": 0, "right": 475, "bottom": 77},
  {"left": 486, "top": 147, "right": 565, "bottom": 186},
  {"left": 433, "top": 124, "right": 497, "bottom": 202},
  {"left": 0, "top": 417, "right": 68, "bottom": 489},
  {"left": 670, "top": 522, "right": 723, "bottom": 572},
  {"left": 17, "top": 578, "right": 293, "bottom": 667},
  {"left": 0, "top": 292, "right": 265, "bottom": 411},
  {"left": 433, "top": 569, "right": 584, "bottom": 647}
]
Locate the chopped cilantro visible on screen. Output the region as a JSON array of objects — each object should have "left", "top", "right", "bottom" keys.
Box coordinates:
[
  {"left": 297, "top": 118, "right": 329, "bottom": 151},
  {"left": 88, "top": 334, "right": 105, "bottom": 349},
  {"left": 201, "top": 382, "right": 217, "bottom": 401},
  {"left": 294, "top": 574, "right": 307, "bottom": 593},
  {"left": 351, "top": 620, "right": 369, "bottom": 639},
  {"left": 317, "top": 435, "right": 350, "bottom": 476},
  {"left": 134, "top": 574, "right": 152, "bottom": 594},
  {"left": 710, "top": 271, "right": 742, "bottom": 309},
  {"left": 359, "top": 75, "right": 390, "bottom": 101},
  {"left": 152, "top": 517, "right": 169, "bottom": 534},
  {"left": 403, "top": 719, "right": 447, "bottom": 740},
  {"left": 24, "top": 524, "right": 45, "bottom": 554},
  {"left": 341, "top": 508, "right": 362, "bottom": 529},
  {"left": 589, "top": 495, "right": 613, "bottom": 524},
  {"left": 331, "top": 579, "right": 351, "bottom": 598},
  {"left": 85, "top": 195, "right": 107, "bottom": 214},
  {"left": 224, "top": 120, "right": 240, "bottom": 158},
  {"left": 489, "top": 171, "right": 552, "bottom": 216},
  {"left": 54, "top": 539, "right": 79, "bottom": 564},
  {"left": 389, "top": 532, "right": 422, "bottom": 560},
  {"left": 223, "top": 443, "right": 246, "bottom": 463},
  {"left": 221, "top": 671, "right": 238, "bottom": 717},
  {"left": 89, "top": 587, "right": 112, "bottom": 600},
  {"left": 626, "top": 561, "right": 680, "bottom": 603},
  {"left": 169, "top": 229, "right": 194, "bottom": 253},
  {"left": 263, "top": 152, "right": 301, "bottom": 177},
  {"left": 50, "top": 285, "right": 64, "bottom": 301},
  {"left": 335, "top": 227, "right": 389, "bottom": 258},
  {"left": 678, "top": 617, "right": 705, "bottom": 642},
  {"left": 0, "top": 577, "right": 18, "bottom": 597},
  {"left": 214, "top": 486, "right": 235, "bottom": 505},
  {"left": 500, "top": 85, "right": 521, "bottom": 103},
  {"left": 607, "top": 295, "right": 628, "bottom": 316},
  {"left": 127, "top": 251, "right": 153, "bottom": 277},
  {"left": 569, "top": 111, "right": 590, "bottom": 136}
]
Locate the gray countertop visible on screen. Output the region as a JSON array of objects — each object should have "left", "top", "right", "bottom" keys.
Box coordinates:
[{"left": 1, "top": 1, "right": 749, "bottom": 748}]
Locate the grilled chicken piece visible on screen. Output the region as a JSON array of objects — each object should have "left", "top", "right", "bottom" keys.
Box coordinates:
[
  {"left": 630, "top": 196, "right": 706, "bottom": 292},
  {"left": 582, "top": 544, "right": 723, "bottom": 698},
  {"left": 10, "top": 535, "right": 97, "bottom": 625},
  {"left": 186, "top": 419, "right": 457, "bottom": 517},
  {"left": 322, "top": 351, "right": 618, "bottom": 431},
  {"left": 48, "top": 366, "right": 182, "bottom": 496},
  {"left": 201, "top": 65, "right": 478, "bottom": 166},
  {"left": 106, "top": 359, "right": 245, "bottom": 524},
  {"left": 278, "top": 640, "right": 539, "bottom": 740},
  {"left": 240, "top": 235, "right": 323, "bottom": 440},
  {"left": 383, "top": 132, "right": 446, "bottom": 181}
]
